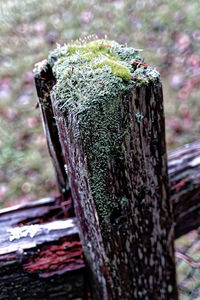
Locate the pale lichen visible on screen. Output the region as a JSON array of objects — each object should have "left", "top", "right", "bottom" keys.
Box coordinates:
[
  {"left": 49, "top": 39, "right": 160, "bottom": 112},
  {"left": 48, "top": 39, "right": 160, "bottom": 232},
  {"left": 7, "top": 224, "right": 42, "bottom": 241},
  {"left": 135, "top": 112, "right": 144, "bottom": 123}
]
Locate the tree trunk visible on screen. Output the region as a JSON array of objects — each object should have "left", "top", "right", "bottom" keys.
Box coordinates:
[{"left": 51, "top": 79, "right": 178, "bottom": 299}]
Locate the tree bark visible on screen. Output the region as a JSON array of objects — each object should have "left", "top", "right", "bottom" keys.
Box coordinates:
[
  {"left": 0, "top": 197, "right": 86, "bottom": 300},
  {"left": 51, "top": 80, "right": 178, "bottom": 299}
]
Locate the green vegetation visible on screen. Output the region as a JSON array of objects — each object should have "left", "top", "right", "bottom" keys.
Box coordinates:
[
  {"left": 50, "top": 39, "right": 159, "bottom": 88},
  {"left": 95, "top": 60, "right": 131, "bottom": 82},
  {"left": 51, "top": 39, "right": 159, "bottom": 111},
  {"left": 50, "top": 39, "right": 159, "bottom": 232}
]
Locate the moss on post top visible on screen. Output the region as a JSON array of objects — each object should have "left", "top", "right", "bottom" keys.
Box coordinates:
[
  {"left": 47, "top": 39, "right": 160, "bottom": 232},
  {"left": 49, "top": 39, "right": 137, "bottom": 81},
  {"left": 48, "top": 39, "right": 160, "bottom": 112}
]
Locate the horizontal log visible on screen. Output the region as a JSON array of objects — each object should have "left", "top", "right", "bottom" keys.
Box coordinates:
[
  {"left": 0, "top": 141, "right": 199, "bottom": 298},
  {"left": 0, "top": 197, "right": 86, "bottom": 300},
  {"left": 0, "top": 196, "right": 63, "bottom": 228},
  {"left": 168, "top": 140, "right": 200, "bottom": 237}
]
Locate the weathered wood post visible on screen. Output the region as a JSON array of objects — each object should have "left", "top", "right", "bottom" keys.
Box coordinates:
[
  {"left": 35, "top": 39, "right": 178, "bottom": 299},
  {"left": 1, "top": 140, "right": 200, "bottom": 298},
  {"left": 34, "top": 61, "right": 70, "bottom": 201}
]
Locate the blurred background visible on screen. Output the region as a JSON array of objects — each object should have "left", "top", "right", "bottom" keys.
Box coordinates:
[
  {"left": 0, "top": 1, "right": 200, "bottom": 298},
  {"left": 0, "top": 0, "right": 200, "bottom": 208}
]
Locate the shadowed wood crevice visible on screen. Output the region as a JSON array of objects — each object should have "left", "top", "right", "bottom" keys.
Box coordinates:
[{"left": 34, "top": 61, "right": 70, "bottom": 201}]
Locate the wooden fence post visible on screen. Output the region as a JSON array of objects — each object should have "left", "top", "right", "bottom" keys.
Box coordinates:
[
  {"left": 1, "top": 138, "right": 200, "bottom": 298},
  {"left": 35, "top": 40, "right": 178, "bottom": 299},
  {"left": 34, "top": 61, "right": 70, "bottom": 201}
]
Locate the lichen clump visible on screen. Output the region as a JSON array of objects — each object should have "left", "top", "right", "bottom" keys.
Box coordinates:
[
  {"left": 49, "top": 39, "right": 160, "bottom": 233},
  {"left": 49, "top": 39, "right": 159, "bottom": 112}
]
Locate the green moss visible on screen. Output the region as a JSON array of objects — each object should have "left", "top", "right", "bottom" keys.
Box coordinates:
[
  {"left": 49, "top": 39, "right": 160, "bottom": 233},
  {"left": 67, "top": 45, "right": 86, "bottom": 55},
  {"left": 78, "top": 96, "right": 124, "bottom": 229},
  {"left": 66, "top": 40, "right": 117, "bottom": 57},
  {"left": 121, "top": 143, "right": 125, "bottom": 153},
  {"left": 81, "top": 52, "right": 98, "bottom": 61},
  {"left": 96, "top": 60, "right": 131, "bottom": 82},
  {"left": 51, "top": 39, "right": 131, "bottom": 81},
  {"left": 49, "top": 39, "right": 160, "bottom": 89}
]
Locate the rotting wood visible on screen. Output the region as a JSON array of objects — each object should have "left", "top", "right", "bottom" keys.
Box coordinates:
[
  {"left": 33, "top": 60, "right": 200, "bottom": 242},
  {"left": 34, "top": 61, "right": 70, "bottom": 201},
  {"left": 0, "top": 196, "right": 73, "bottom": 228},
  {"left": 168, "top": 140, "right": 200, "bottom": 237},
  {"left": 0, "top": 197, "right": 86, "bottom": 300},
  {"left": 51, "top": 80, "right": 178, "bottom": 299},
  {"left": 34, "top": 60, "right": 200, "bottom": 240},
  {"left": 0, "top": 137, "right": 199, "bottom": 299},
  {"left": 33, "top": 46, "right": 199, "bottom": 299}
]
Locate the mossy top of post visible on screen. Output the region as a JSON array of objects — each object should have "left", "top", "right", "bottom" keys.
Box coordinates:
[
  {"left": 48, "top": 39, "right": 160, "bottom": 234},
  {"left": 48, "top": 39, "right": 160, "bottom": 112}
]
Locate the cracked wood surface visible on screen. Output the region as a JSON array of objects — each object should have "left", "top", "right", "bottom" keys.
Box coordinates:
[
  {"left": 34, "top": 63, "right": 70, "bottom": 200},
  {"left": 0, "top": 138, "right": 199, "bottom": 299},
  {"left": 168, "top": 140, "right": 200, "bottom": 237},
  {"left": 32, "top": 62, "right": 199, "bottom": 299},
  {"left": 51, "top": 82, "right": 178, "bottom": 300},
  {"left": 0, "top": 198, "right": 86, "bottom": 300}
]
